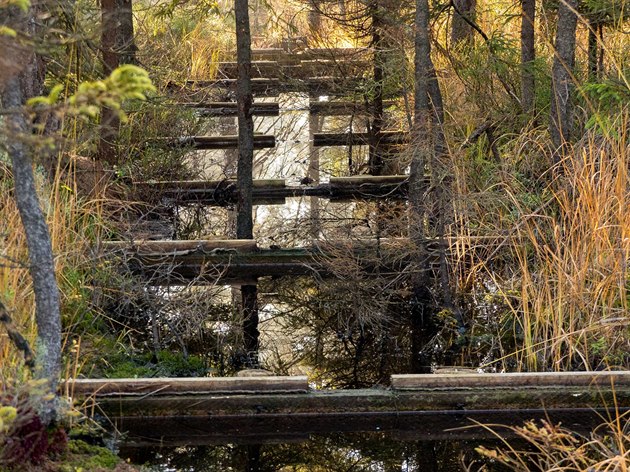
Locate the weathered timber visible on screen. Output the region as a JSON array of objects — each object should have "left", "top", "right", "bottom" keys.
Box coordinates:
[
  {"left": 183, "top": 102, "right": 280, "bottom": 117},
  {"left": 217, "top": 61, "right": 370, "bottom": 80},
  {"left": 309, "top": 100, "right": 396, "bottom": 116},
  {"left": 135, "top": 175, "right": 409, "bottom": 206},
  {"left": 103, "top": 239, "right": 258, "bottom": 254},
  {"left": 111, "top": 409, "right": 624, "bottom": 447},
  {"left": 71, "top": 372, "right": 630, "bottom": 445},
  {"left": 150, "top": 135, "right": 275, "bottom": 150},
  {"left": 218, "top": 61, "right": 282, "bottom": 79},
  {"left": 103, "top": 238, "right": 410, "bottom": 285},
  {"left": 184, "top": 77, "right": 370, "bottom": 97},
  {"left": 75, "top": 372, "right": 630, "bottom": 416},
  {"left": 298, "top": 47, "right": 371, "bottom": 60},
  {"left": 313, "top": 131, "right": 409, "bottom": 147},
  {"left": 392, "top": 371, "right": 630, "bottom": 389},
  {"left": 66, "top": 376, "right": 308, "bottom": 396},
  {"left": 250, "top": 48, "right": 300, "bottom": 64}
]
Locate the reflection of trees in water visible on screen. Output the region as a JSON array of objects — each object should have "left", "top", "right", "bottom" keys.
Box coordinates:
[{"left": 122, "top": 434, "right": 509, "bottom": 471}]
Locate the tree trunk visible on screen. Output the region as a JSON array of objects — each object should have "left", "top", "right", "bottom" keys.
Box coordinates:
[
  {"left": 235, "top": 0, "right": 259, "bottom": 368},
  {"left": 98, "top": 0, "right": 137, "bottom": 165},
  {"left": 369, "top": 0, "right": 385, "bottom": 175},
  {"left": 521, "top": 0, "right": 536, "bottom": 116},
  {"left": 1, "top": 6, "right": 61, "bottom": 422},
  {"left": 451, "top": 0, "right": 476, "bottom": 45},
  {"left": 587, "top": 19, "right": 601, "bottom": 81},
  {"left": 99, "top": 0, "right": 119, "bottom": 165},
  {"left": 308, "top": 0, "right": 322, "bottom": 36},
  {"left": 117, "top": 0, "right": 137, "bottom": 66},
  {"left": 409, "top": 0, "right": 438, "bottom": 374},
  {"left": 549, "top": 0, "right": 578, "bottom": 157}
]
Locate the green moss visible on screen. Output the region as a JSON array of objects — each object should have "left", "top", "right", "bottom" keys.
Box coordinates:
[
  {"left": 58, "top": 440, "right": 120, "bottom": 471},
  {"left": 104, "top": 350, "right": 210, "bottom": 378}
]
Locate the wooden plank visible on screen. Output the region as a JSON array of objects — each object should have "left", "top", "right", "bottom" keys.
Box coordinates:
[
  {"left": 67, "top": 376, "right": 308, "bottom": 396},
  {"left": 135, "top": 176, "right": 409, "bottom": 206},
  {"left": 184, "top": 77, "right": 369, "bottom": 97},
  {"left": 309, "top": 100, "right": 396, "bottom": 116},
  {"left": 251, "top": 48, "right": 290, "bottom": 62},
  {"left": 183, "top": 102, "right": 280, "bottom": 117},
  {"left": 330, "top": 175, "right": 408, "bottom": 186},
  {"left": 103, "top": 239, "right": 258, "bottom": 254},
  {"left": 79, "top": 383, "right": 630, "bottom": 417},
  {"left": 299, "top": 47, "right": 371, "bottom": 60},
  {"left": 152, "top": 135, "right": 275, "bottom": 150},
  {"left": 218, "top": 61, "right": 282, "bottom": 79},
  {"left": 313, "top": 131, "right": 409, "bottom": 147},
  {"left": 391, "top": 371, "right": 630, "bottom": 389},
  {"left": 114, "top": 409, "right": 617, "bottom": 447},
  {"left": 102, "top": 241, "right": 410, "bottom": 285}
]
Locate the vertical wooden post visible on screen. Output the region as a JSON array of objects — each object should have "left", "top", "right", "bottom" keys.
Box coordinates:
[
  {"left": 235, "top": 0, "right": 259, "bottom": 368},
  {"left": 308, "top": 115, "right": 322, "bottom": 240},
  {"left": 369, "top": 0, "right": 384, "bottom": 176},
  {"left": 307, "top": 3, "right": 323, "bottom": 240}
]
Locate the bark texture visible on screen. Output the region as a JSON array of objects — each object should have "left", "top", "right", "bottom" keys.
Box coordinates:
[
  {"left": 520, "top": 0, "right": 535, "bottom": 115},
  {"left": 98, "top": 0, "right": 137, "bottom": 165},
  {"left": 235, "top": 0, "right": 259, "bottom": 367},
  {"left": 1, "top": 11, "right": 62, "bottom": 419},
  {"left": 549, "top": 0, "right": 578, "bottom": 156},
  {"left": 409, "top": 0, "right": 438, "bottom": 373},
  {"left": 451, "top": 0, "right": 476, "bottom": 44}
]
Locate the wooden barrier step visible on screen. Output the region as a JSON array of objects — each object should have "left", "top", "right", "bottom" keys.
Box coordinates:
[
  {"left": 313, "top": 131, "right": 409, "bottom": 147},
  {"left": 183, "top": 101, "right": 280, "bottom": 117},
  {"left": 392, "top": 371, "right": 630, "bottom": 389},
  {"left": 182, "top": 77, "right": 371, "bottom": 97},
  {"left": 102, "top": 238, "right": 411, "bottom": 285},
  {"left": 217, "top": 60, "right": 370, "bottom": 79},
  {"left": 136, "top": 175, "right": 409, "bottom": 206},
  {"left": 67, "top": 376, "right": 308, "bottom": 396},
  {"left": 150, "top": 135, "right": 276, "bottom": 150},
  {"left": 309, "top": 100, "right": 396, "bottom": 116}
]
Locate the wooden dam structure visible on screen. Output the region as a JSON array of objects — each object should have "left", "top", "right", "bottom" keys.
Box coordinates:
[{"left": 87, "top": 35, "right": 630, "bottom": 447}]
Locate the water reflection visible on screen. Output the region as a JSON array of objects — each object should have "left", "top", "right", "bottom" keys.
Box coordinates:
[{"left": 121, "top": 432, "right": 509, "bottom": 471}]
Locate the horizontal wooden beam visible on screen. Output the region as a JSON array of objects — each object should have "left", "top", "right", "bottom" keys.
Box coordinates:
[
  {"left": 309, "top": 100, "right": 396, "bottom": 116},
  {"left": 313, "top": 131, "right": 409, "bottom": 147},
  {"left": 298, "top": 47, "right": 371, "bottom": 60},
  {"left": 103, "top": 239, "right": 258, "bottom": 254},
  {"left": 392, "top": 371, "right": 630, "bottom": 389},
  {"left": 66, "top": 376, "right": 308, "bottom": 396},
  {"left": 182, "top": 77, "right": 370, "bottom": 97},
  {"left": 135, "top": 175, "right": 409, "bottom": 206},
  {"left": 217, "top": 60, "right": 370, "bottom": 80},
  {"left": 150, "top": 135, "right": 275, "bottom": 150},
  {"left": 72, "top": 372, "right": 630, "bottom": 445},
  {"left": 183, "top": 101, "right": 280, "bottom": 117},
  {"left": 251, "top": 48, "right": 286, "bottom": 60},
  {"left": 102, "top": 238, "right": 410, "bottom": 285},
  {"left": 114, "top": 409, "right": 618, "bottom": 447}
]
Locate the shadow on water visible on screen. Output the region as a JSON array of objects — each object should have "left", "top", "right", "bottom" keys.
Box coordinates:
[
  {"left": 122, "top": 433, "right": 494, "bottom": 471},
  {"left": 115, "top": 409, "right": 614, "bottom": 471}
]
